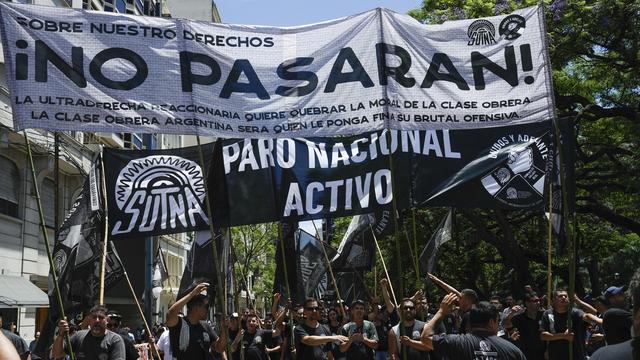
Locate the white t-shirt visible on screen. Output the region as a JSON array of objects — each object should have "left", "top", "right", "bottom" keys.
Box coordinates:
[{"left": 156, "top": 330, "right": 173, "bottom": 360}]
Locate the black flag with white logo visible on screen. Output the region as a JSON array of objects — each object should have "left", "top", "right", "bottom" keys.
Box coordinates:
[
  {"left": 103, "top": 144, "right": 215, "bottom": 238},
  {"left": 330, "top": 210, "right": 393, "bottom": 272},
  {"left": 297, "top": 229, "right": 332, "bottom": 301},
  {"left": 35, "top": 157, "right": 123, "bottom": 358}
]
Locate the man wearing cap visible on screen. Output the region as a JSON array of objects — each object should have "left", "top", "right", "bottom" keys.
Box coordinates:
[
  {"left": 590, "top": 271, "right": 640, "bottom": 360},
  {"left": 107, "top": 311, "right": 139, "bottom": 360},
  {"left": 339, "top": 300, "right": 378, "bottom": 360},
  {"left": 228, "top": 312, "right": 242, "bottom": 360},
  {"left": 166, "top": 282, "right": 227, "bottom": 360},
  {"left": 602, "top": 285, "right": 633, "bottom": 345}
]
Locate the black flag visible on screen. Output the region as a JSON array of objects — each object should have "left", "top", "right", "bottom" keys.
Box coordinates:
[
  {"left": 297, "top": 229, "right": 331, "bottom": 300},
  {"left": 177, "top": 229, "right": 227, "bottom": 300},
  {"left": 419, "top": 209, "right": 454, "bottom": 275},
  {"left": 35, "top": 157, "right": 123, "bottom": 357},
  {"left": 273, "top": 222, "right": 299, "bottom": 304},
  {"left": 546, "top": 118, "right": 576, "bottom": 252},
  {"left": 331, "top": 210, "right": 392, "bottom": 272}
]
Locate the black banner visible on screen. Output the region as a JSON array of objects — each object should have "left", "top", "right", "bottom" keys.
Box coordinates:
[
  {"left": 211, "top": 122, "right": 552, "bottom": 227},
  {"left": 103, "top": 144, "right": 214, "bottom": 238}
]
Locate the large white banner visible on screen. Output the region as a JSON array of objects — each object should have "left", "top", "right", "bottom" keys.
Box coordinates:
[{"left": 0, "top": 3, "right": 553, "bottom": 138}]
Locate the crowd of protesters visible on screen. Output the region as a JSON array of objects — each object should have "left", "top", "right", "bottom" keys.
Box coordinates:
[{"left": 1, "top": 272, "right": 638, "bottom": 360}]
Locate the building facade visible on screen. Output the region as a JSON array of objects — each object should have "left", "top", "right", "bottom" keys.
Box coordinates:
[{"left": 0, "top": 0, "right": 220, "bottom": 340}]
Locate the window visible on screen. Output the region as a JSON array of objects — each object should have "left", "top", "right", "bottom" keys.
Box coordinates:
[{"left": 0, "top": 156, "right": 20, "bottom": 218}]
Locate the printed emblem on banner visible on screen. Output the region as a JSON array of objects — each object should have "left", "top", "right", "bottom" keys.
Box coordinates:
[
  {"left": 111, "top": 155, "right": 208, "bottom": 235},
  {"left": 53, "top": 249, "right": 68, "bottom": 276},
  {"left": 481, "top": 134, "right": 548, "bottom": 208},
  {"left": 499, "top": 14, "right": 526, "bottom": 40},
  {"left": 467, "top": 19, "right": 496, "bottom": 46}
]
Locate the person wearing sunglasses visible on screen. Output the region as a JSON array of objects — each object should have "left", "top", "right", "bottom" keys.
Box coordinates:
[
  {"left": 166, "top": 282, "right": 227, "bottom": 360},
  {"left": 389, "top": 299, "right": 431, "bottom": 360},
  {"left": 106, "top": 311, "right": 139, "bottom": 360},
  {"left": 294, "top": 298, "right": 349, "bottom": 360}
]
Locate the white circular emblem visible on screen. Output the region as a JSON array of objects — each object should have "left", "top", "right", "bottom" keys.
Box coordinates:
[{"left": 115, "top": 155, "right": 205, "bottom": 210}]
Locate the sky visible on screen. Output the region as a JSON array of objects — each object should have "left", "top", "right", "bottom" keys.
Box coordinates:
[
  {"left": 214, "top": 2, "right": 422, "bottom": 236},
  {"left": 215, "top": 0, "right": 421, "bottom": 27}
]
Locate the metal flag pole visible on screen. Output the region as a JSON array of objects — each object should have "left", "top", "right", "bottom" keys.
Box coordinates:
[{"left": 24, "top": 131, "right": 75, "bottom": 360}]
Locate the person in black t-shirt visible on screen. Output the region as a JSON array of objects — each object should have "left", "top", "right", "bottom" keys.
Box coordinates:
[
  {"left": 294, "top": 298, "right": 348, "bottom": 360},
  {"left": 389, "top": 299, "right": 431, "bottom": 360},
  {"left": 503, "top": 292, "right": 546, "bottom": 360},
  {"left": 421, "top": 295, "right": 526, "bottom": 360},
  {"left": 589, "top": 272, "right": 640, "bottom": 360},
  {"left": 540, "top": 289, "right": 602, "bottom": 360},
  {"left": 166, "top": 283, "right": 227, "bottom": 360},
  {"left": 602, "top": 286, "right": 634, "bottom": 345},
  {"left": 237, "top": 314, "right": 284, "bottom": 360}
]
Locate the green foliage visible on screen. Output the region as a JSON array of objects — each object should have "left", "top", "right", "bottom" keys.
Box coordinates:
[{"left": 377, "top": 0, "right": 640, "bottom": 301}]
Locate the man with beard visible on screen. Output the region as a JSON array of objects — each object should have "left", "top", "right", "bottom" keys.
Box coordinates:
[
  {"left": 339, "top": 300, "right": 378, "bottom": 360},
  {"left": 602, "top": 286, "right": 634, "bottom": 345},
  {"left": 503, "top": 292, "right": 546, "bottom": 360},
  {"left": 421, "top": 294, "right": 526, "bottom": 359},
  {"left": 52, "top": 305, "right": 125, "bottom": 360},
  {"left": 235, "top": 313, "right": 284, "bottom": 360},
  {"left": 388, "top": 299, "right": 431, "bottom": 360},
  {"left": 540, "top": 289, "right": 602, "bottom": 360},
  {"left": 295, "top": 298, "right": 348, "bottom": 360}
]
